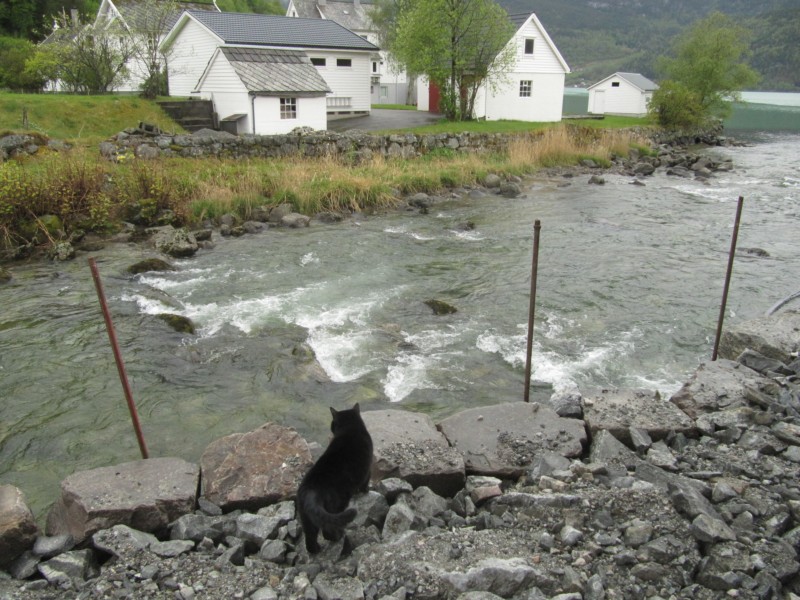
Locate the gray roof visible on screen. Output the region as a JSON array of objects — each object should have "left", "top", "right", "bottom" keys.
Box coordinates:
[
  {"left": 116, "top": 0, "right": 217, "bottom": 33},
  {"left": 187, "top": 9, "right": 378, "bottom": 51},
  {"left": 612, "top": 72, "right": 659, "bottom": 91},
  {"left": 218, "top": 47, "right": 331, "bottom": 96},
  {"left": 290, "top": 0, "right": 373, "bottom": 32}
]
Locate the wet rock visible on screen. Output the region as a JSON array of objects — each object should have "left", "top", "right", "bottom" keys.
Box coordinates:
[
  {"left": 281, "top": 213, "right": 311, "bottom": 228},
  {"left": 151, "top": 225, "right": 199, "bottom": 258},
  {"left": 0, "top": 485, "right": 39, "bottom": 569},
  {"left": 200, "top": 421, "right": 312, "bottom": 511},
  {"left": 438, "top": 402, "right": 586, "bottom": 478},
  {"left": 156, "top": 313, "right": 196, "bottom": 334},
  {"left": 45, "top": 457, "right": 199, "bottom": 543},
  {"left": 483, "top": 174, "right": 501, "bottom": 188},
  {"left": 583, "top": 387, "right": 695, "bottom": 444},
  {"left": 48, "top": 241, "right": 75, "bottom": 261},
  {"left": 588, "top": 175, "right": 605, "bottom": 185},
  {"left": 363, "top": 409, "right": 465, "bottom": 497},
  {"left": 424, "top": 298, "right": 458, "bottom": 315},
  {"left": 0, "top": 267, "right": 11, "bottom": 283},
  {"left": 267, "top": 203, "right": 293, "bottom": 223},
  {"left": 126, "top": 257, "right": 175, "bottom": 274},
  {"left": 499, "top": 182, "right": 521, "bottom": 198}
]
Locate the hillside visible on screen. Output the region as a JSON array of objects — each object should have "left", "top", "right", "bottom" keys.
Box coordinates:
[{"left": 495, "top": 0, "right": 800, "bottom": 90}]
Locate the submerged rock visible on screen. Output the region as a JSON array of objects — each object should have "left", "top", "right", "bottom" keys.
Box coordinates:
[
  {"left": 156, "top": 313, "right": 196, "bottom": 334},
  {"left": 424, "top": 299, "right": 458, "bottom": 315}
]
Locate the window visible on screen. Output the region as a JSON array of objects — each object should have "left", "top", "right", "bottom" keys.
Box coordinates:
[
  {"left": 519, "top": 80, "right": 532, "bottom": 97},
  {"left": 380, "top": 86, "right": 388, "bottom": 99},
  {"left": 337, "top": 58, "right": 352, "bottom": 67},
  {"left": 524, "top": 38, "right": 534, "bottom": 55},
  {"left": 310, "top": 57, "right": 326, "bottom": 67},
  {"left": 372, "top": 61, "right": 378, "bottom": 73},
  {"left": 280, "top": 98, "right": 297, "bottom": 120},
  {"left": 611, "top": 81, "right": 620, "bottom": 87}
]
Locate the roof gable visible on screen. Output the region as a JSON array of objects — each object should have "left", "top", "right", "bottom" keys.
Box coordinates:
[
  {"left": 203, "top": 46, "right": 331, "bottom": 96},
  {"left": 179, "top": 9, "right": 378, "bottom": 51},
  {"left": 506, "top": 12, "right": 570, "bottom": 73}
]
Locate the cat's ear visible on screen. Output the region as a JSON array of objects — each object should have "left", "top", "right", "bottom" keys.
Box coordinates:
[
  {"left": 353, "top": 403, "right": 360, "bottom": 414},
  {"left": 330, "top": 407, "right": 338, "bottom": 419}
]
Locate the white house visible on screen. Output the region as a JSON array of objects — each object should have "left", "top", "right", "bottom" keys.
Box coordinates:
[
  {"left": 416, "top": 12, "right": 569, "bottom": 123},
  {"left": 92, "top": 0, "right": 219, "bottom": 93},
  {"left": 195, "top": 47, "right": 331, "bottom": 134},
  {"left": 286, "top": 0, "right": 412, "bottom": 105},
  {"left": 160, "top": 10, "right": 379, "bottom": 117},
  {"left": 587, "top": 72, "right": 658, "bottom": 117}
]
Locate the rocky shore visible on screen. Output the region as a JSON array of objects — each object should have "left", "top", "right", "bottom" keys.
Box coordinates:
[{"left": 1, "top": 306, "right": 799, "bottom": 600}]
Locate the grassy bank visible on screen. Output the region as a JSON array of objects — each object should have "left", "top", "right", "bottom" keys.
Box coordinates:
[
  {"left": 0, "top": 93, "right": 183, "bottom": 144},
  {"left": 0, "top": 93, "right": 653, "bottom": 258}
]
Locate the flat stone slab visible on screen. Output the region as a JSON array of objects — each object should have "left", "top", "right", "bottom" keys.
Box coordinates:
[
  {"left": 719, "top": 309, "right": 800, "bottom": 363},
  {"left": 583, "top": 388, "right": 695, "bottom": 444},
  {"left": 201, "top": 422, "right": 312, "bottom": 511},
  {"left": 669, "top": 359, "right": 774, "bottom": 418},
  {"left": 362, "top": 410, "right": 465, "bottom": 497},
  {"left": 0, "top": 485, "right": 39, "bottom": 568},
  {"left": 45, "top": 457, "right": 198, "bottom": 543},
  {"left": 437, "top": 402, "right": 586, "bottom": 478}
]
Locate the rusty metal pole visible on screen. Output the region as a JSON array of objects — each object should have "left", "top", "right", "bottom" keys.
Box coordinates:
[
  {"left": 524, "top": 220, "right": 541, "bottom": 402},
  {"left": 712, "top": 196, "right": 744, "bottom": 361},
  {"left": 88, "top": 258, "right": 149, "bottom": 459}
]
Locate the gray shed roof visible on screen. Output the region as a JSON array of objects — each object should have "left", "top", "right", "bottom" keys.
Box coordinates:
[
  {"left": 590, "top": 72, "right": 659, "bottom": 92},
  {"left": 186, "top": 9, "right": 378, "bottom": 51},
  {"left": 290, "top": 0, "right": 373, "bottom": 32},
  {"left": 217, "top": 47, "right": 331, "bottom": 96},
  {"left": 117, "top": 0, "right": 218, "bottom": 33}
]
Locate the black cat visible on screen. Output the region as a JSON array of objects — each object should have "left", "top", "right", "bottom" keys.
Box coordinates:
[{"left": 296, "top": 403, "right": 373, "bottom": 553}]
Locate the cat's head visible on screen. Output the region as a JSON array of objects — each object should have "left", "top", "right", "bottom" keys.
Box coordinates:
[{"left": 329, "top": 403, "right": 361, "bottom": 433}]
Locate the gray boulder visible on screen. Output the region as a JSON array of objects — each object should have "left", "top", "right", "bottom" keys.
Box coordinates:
[
  {"left": 45, "top": 457, "right": 198, "bottom": 543},
  {"left": 718, "top": 309, "right": 800, "bottom": 363},
  {"left": 151, "top": 226, "right": 199, "bottom": 258},
  {"left": 670, "top": 359, "right": 774, "bottom": 418},
  {"left": 583, "top": 387, "right": 694, "bottom": 444},
  {"left": 362, "top": 409, "right": 465, "bottom": 497},
  {"left": 438, "top": 402, "right": 586, "bottom": 478},
  {"left": 0, "top": 485, "right": 39, "bottom": 569},
  {"left": 200, "top": 421, "right": 312, "bottom": 511}
]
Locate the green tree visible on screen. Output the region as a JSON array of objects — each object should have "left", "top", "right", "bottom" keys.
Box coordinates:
[
  {"left": 647, "top": 80, "right": 707, "bottom": 128},
  {"left": 215, "top": 0, "right": 283, "bottom": 14},
  {"left": 390, "top": 0, "right": 515, "bottom": 121},
  {"left": 26, "top": 11, "right": 132, "bottom": 93},
  {"left": 656, "top": 11, "right": 759, "bottom": 122},
  {"left": 0, "top": 36, "right": 46, "bottom": 90}
]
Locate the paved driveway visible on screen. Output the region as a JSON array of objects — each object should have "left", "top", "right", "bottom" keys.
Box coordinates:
[{"left": 326, "top": 108, "right": 441, "bottom": 132}]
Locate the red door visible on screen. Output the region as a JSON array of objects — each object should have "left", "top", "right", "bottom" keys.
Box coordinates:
[{"left": 429, "top": 82, "right": 441, "bottom": 114}]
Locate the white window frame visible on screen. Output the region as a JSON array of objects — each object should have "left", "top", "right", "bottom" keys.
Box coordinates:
[
  {"left": 519, "top": 80, "right": 532, "bottom": 97},
  {"left": 524, "top": 38, "right": 535, "bottom": 55},
  {"left": 280, "top": 97, "right": 297, "bottom": 120}
]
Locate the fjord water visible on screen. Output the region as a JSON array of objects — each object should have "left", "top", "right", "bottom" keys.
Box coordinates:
[{"left": 2, "top": 130, "right": 799, "bottom": 520}]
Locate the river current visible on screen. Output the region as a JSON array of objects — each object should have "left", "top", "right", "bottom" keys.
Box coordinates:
[{"left": 2, "top": 130, "right": 799, "bottom": 518}]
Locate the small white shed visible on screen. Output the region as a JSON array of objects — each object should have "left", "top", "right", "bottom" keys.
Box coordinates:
[
  {"left": 587, "top": 72, "right": 658, "bottom": 117},
  {"left": 195, "top": 47, "right": 331, "bottom": 135}
]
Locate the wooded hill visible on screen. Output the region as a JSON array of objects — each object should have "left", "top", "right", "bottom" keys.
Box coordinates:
[{"left": 496, "top": 0, "right": 800, "bottom": 90}]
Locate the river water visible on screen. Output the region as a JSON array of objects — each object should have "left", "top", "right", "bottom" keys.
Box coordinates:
[{"left": 2, "top": 129, "right": 800, "bottom": 520}]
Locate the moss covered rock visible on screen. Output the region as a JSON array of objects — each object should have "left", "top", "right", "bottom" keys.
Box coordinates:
[
  {"left": 157, "top": 313, "right": 196, "bottom": 334},
  {"left": 127, "top": 258, "right": 175, "bottom": 275},
  {"left": 424, "top": 299, "right": 458, "bottom": 315}
]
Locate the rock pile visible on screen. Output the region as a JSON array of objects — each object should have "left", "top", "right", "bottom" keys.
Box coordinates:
[{"left": 1, "top": 306, "right": 798, "bottom": 600}]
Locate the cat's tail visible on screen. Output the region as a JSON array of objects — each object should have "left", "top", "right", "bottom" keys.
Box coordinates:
[{"left": 309, "top": 504, "right": 357, "bottom": 528}]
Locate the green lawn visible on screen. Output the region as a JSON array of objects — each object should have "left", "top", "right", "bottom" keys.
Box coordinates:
[{"left": 0, "top": 93, "right": 183, "bottom": 145}]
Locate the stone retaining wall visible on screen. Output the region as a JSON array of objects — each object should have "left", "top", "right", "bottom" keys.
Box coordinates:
[
  {"left": 99, "top": 127, "right": 514, "bottom": 162},
  {"left": 97, "top": 123, "right": 727, "bottom": 163}
]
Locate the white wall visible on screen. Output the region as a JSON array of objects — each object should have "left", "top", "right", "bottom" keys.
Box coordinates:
[
  {"left": 165, "top": 18, "right": 220, "bottom": 97},
  {"left": 307, "top": 50, "right": 372, "bottom": 113},
  {"left": 253, "top": 96, "right": 327, "bottom": 134},
  {"left": 588, "top": 79, "right": 649, "bottom": 116},
  {"left": 477, "top": 72, "right": 565, "bottom": 122}
]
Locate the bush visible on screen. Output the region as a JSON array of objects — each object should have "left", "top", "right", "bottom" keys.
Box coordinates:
[{"left": 648, "top": 81, "right": 708, "bottom": 128}]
